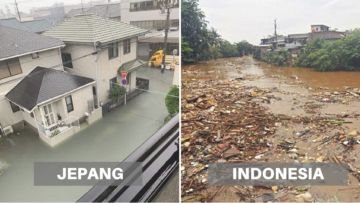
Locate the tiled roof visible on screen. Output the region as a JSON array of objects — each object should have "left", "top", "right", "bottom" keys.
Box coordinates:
[
  {"left": 0, "top": 26, "right": 64, "bottom": 60},
  {"left": 6, "top": 67, "right": 95, "bottom": 111},
  {"left": 44, "top": 14, "right": 147, "bottom": 44},
  {"left": 0, "top": 18, "right": 54, "bottom": 33}
]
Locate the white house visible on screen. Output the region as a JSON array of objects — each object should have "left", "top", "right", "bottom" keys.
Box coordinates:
[
  {"left": 0, "top": 26, "right": 100, "bottom": 147},
  {"left": 44, "top": 14, "right": 148, "bottom": 106}
]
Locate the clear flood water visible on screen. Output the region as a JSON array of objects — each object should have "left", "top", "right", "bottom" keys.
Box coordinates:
[{"left": 0, "top": 67, "right": 174, "bottom": 202}]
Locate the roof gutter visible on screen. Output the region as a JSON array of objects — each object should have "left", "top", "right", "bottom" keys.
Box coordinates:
[{"left": 0, "top": 44, "right": 65, "bottom": 61}]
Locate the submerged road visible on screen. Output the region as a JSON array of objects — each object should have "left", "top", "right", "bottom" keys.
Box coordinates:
[{"left": 0, "top": 67, "right": 175, "bottom": 202}]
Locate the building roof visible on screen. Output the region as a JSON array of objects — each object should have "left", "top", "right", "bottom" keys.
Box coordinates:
[
  {"left": 66, "top": 3, "right": 121, "bottom": 18},
  {"left": 309, "top": 31, "right": 345, "bottom": 41},
  {"left": 121, "top": 59, "right": 146, "bottom": 72},
  {"left": 288, "top": 33, "right": 309, "bottom": 39},
  {"left": 0, "top": 17, "right": 54, "bottom": 33},
  {"left": 0, "top": 26, "right": 65, "bottom": 61},
  {"left": 44, "top": 14, "right": 147, "bottom": 44},
  {"left": 6, "top": 67, "right": 95, "bottom": 112},
  {"left": 311, "top": 24, "right": 329, "bottom": 28}
]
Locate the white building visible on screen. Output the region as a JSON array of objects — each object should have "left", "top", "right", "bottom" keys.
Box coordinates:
[
  {"left": 120, "top": 0, "right": 179, "bottom": 30},
  {"left": 0, "top": 26, "right": 100, "bottom": 146},
  {"left": 44, "top": 14, "right": 148, "bottom": 106}
]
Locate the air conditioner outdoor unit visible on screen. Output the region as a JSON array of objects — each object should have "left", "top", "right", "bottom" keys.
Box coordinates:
[{"left": 2, "top": 126, "right": 14, "bottom": 136}]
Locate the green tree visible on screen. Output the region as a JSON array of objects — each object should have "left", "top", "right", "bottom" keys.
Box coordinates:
[
  {"left": 236, "top": 41, "right": 254, "bottom": 56},
  {"left": 165, "top": 86, "right": 179, "bottom": 115},
  {"left": 182, "top": 0, "right": 208, "bottom": 62},
  {"left": 296, "top": 30, "right": 360, "bottom": 71}
]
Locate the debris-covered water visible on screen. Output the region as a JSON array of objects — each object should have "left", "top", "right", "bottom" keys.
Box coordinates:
[{"left": 182, "top": 56, "right": 360, "bottom": 202}]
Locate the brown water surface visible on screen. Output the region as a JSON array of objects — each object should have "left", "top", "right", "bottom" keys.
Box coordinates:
[{"left": 259, "top": 62, "right": 360, "bottom": 90}]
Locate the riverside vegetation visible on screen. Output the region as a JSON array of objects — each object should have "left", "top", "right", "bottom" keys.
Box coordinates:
[{"left": 182, "top": 0, "right": 360, "bottom": 72}]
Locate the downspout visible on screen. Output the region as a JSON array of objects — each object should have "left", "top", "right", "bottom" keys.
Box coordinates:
[{"left": 94, "top": 41, "right": 101, "bottom": 107}]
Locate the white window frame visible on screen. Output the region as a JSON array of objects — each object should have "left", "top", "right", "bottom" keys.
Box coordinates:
[{"left": 42, "top": 103, "right": 56, "bottom": 128}]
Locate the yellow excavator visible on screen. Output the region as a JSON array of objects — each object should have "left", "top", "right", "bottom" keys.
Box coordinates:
[{"left": 148, "top": 50, "right": 179, "bottom": 69}]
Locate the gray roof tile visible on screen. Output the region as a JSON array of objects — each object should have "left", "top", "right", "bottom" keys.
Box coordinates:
[
  {"left": 44, "top": 14, "right": 147, "bottom": 44},
  {"left": 0, "top": 18, "right": 54, "bottom": 33},
  {"left": 6, "top": 67, "right": 95, "bottom": 111},
  {"left": 0, "top": 26, "right": 64, "bottom": 60}
]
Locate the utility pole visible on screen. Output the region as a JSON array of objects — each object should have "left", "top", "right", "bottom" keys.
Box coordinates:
[
  {"left": 14, "top": 0, "right": 21, "bottom": 21},
  {"left": 161, "top": 0, "right": 171, "bottom": 73},
  {"left": 274, "top": 19, "right": 278, "bottom": 49}
]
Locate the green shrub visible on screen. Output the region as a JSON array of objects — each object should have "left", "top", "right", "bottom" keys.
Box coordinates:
[
  {"left": 165, "top": 86, "right": 179, "bottom": 115},
  {"left": 109, "top": 84, "right": 126, "bottom": 102}
]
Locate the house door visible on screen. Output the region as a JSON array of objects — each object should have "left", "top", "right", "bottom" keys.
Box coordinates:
[{"left": 42, "top": 104, "right": 56, "bottom": 127}]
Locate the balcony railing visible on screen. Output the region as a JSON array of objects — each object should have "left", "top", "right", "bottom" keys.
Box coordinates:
[{"left": 37, "top": 116, "right": 80, "bottom": 138}]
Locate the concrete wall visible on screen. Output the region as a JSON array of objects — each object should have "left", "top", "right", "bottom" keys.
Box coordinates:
[
  {"left": 21, "top": 108, "right": 42, "bottom": 129},
  {"left": 0, "top": 97, "right": 23, "bottom": 127},
  {"left": 62, "top": 85, "right": 95, "bottom": 119},
  {"left": 0, "top": 48, "right": 63, "bottom": 128},
  {"left": 62, "top": 44, "right": 97, "bottom": 79},
  {"left": 65, "top": 38, "right": 138, "bottom": 105}
]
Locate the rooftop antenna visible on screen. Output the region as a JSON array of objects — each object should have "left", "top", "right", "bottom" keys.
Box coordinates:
[{"left": 14, "top": 0, "right": 21, "bottom": 21}]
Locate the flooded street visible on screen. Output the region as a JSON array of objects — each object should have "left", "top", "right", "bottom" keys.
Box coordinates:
[
  {"left": 0, "top": 67, "right": 173, "bottom": 202},
  {"left": 182, "top": 57, "right": 360, "bottom": 202}
]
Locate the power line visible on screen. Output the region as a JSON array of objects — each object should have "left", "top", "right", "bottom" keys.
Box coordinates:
[{"left": 12, "top": 32, "right": 164, "bottom": 68}]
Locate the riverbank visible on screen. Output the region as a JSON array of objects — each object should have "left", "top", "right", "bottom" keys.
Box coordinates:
[{"left": 181, "top": 56, "right": 360, "bottom": 202}]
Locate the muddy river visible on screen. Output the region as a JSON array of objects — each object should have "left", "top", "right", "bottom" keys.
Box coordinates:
[
  {"left": 183, "top": 57, "right": 360, "bottom": 90},
  {"left": 182, "top": 56, "right": 360, "bottom": 202}
]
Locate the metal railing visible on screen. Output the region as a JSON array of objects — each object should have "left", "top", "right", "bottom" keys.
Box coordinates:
[
  {"left": 37, "top": 116, "right": 80, "bottom": 138},
  {"left": 78, "top": 114, "right": 179, "bottom": 202}
]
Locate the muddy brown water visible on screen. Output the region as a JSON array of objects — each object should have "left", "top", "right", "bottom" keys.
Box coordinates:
[
  {"left": 260, "top": 63, "right": 360, "bottom": 90},
  {"left": 182, "top": 57, "right": 360, "bottom": 202},
  {"left": 183, "top": 57, "right": 360, "bottom": 90}
]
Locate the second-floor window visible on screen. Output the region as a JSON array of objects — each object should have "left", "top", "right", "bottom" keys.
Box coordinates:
[
  {"left": 61, "top": 53, "right": 73, "bottom": 68},
  {"left": 0, "top": 59, "right": 22, "bottom": 80},
  {"left": 108, "top": 42, "right": 119, "bottom": 59},
  {"left": 123, "top": 39, "right": 131, "bottom": 55}
]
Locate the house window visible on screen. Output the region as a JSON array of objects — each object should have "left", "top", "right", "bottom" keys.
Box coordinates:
[
  {"left": 65, "top": 96, "right": 74, "bottom": 113},
  {"left": 109, "top": 77, "right": 117, "bottom": 88},
  {"left": 123, "top": 39, "right": 131, "bottom": 54},
  {"left": 9, "top": 102, "right": 20, "bottom": 113},
  {"left": 31, "top": 52, "right": 39, "bottom": 59},
  {"left": 43, "top": 104, "right": 56, "bottom": 127},
  {"left": 108, "top": 42, "right": 119, "bottom": 59},
  {"left": 0, "top": 59, "right": 22, "bottom": 80},
  {"left": 61, "top": 53, "right": 73, "bottom": 68}
]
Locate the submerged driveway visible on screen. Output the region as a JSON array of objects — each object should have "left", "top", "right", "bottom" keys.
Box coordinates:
[{"left": 0, "top": 67, "right": 174, "bottom": 202}]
